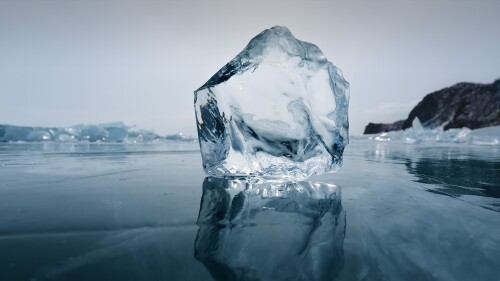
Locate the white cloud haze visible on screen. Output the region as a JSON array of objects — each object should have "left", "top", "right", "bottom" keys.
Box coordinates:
[{"left": 1, "top": 0, "right": 499, "bottom": 135}]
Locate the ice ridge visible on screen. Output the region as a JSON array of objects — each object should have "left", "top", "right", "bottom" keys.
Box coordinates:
[
  {"left": 0, "top": 123, "right": 195, "bottom": 143},
  {"left": 366, "top": 119, "right": 500, "bottom": 146}
]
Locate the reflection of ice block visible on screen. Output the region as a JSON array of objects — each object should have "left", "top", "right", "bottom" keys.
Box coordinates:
[
  {"left": 194, "top": 26, "right": 349, "bottom": 180},
  {"left": 194, "top": 177, "right": 345, "bottom": 281}
]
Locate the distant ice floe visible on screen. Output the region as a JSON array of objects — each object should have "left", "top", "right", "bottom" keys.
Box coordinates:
[
  {"left": 363, "top": 118, "right": 499, "bottom": 146},
  {"left": 0, "top": 122, "right": 197, "bottom": 143}
]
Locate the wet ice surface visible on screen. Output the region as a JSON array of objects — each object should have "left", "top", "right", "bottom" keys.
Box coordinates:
[
  {"left": 0, "top": 142, "right": 499, "bottom": 281},
  {"left": 196, "top": 178, "right": 345, "bottom": 281}
]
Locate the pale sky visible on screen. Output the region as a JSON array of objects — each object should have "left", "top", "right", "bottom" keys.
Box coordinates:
[{"left": 1, "top": 0, "right": 499, "bottom": 136}]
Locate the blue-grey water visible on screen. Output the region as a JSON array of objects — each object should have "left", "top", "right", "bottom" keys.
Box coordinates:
[{"left": 0, "top": 141, "right": 499, "bottom": 281}]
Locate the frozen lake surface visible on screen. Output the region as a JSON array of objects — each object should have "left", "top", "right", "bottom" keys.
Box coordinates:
[{"left": 0, "top": 141, "right": 499, "bottom": 281}]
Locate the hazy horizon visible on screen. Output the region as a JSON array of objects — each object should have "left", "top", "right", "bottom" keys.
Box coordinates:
[{"left": 1, "top": 0, "right": 499, "bottom": 136}]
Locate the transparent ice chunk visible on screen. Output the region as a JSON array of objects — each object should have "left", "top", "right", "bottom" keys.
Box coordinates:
[
  {"left": 195, "top": 177, "right": 345, "bottom": 281},
  {"left": 194, "top": 26, "right": 349, "bottom": 180}
]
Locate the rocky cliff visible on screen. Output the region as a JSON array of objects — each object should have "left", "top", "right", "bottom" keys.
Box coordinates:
[
  {"left": 364, "top": 79, "right": 500, "bottom": 134},
  {"left": 364, "top": 120, "right": 405, "bottom": 135}
]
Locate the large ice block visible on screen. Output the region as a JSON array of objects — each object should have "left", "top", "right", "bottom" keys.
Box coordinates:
[
  {"left": 194, "top": 26, "right": 349, "bottom": 180},
  {"left": 195, "top": 177, "right": 345, "bottom": 281}
]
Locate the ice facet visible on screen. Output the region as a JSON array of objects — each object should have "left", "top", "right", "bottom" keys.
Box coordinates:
[{"left": 194, "top": 26, "right": 349, "bottom": 180}]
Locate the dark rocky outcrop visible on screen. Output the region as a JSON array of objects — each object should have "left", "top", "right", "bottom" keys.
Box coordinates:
[
  {"left": 364, "top": 79, "right": 500, "bottom": 134},
  {"left": 364, "top": 120, "right": 405, "bottom": 134}
]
